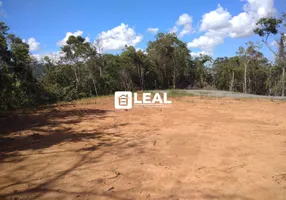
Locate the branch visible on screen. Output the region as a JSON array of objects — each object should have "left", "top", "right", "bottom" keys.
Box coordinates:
[{"left": 263, "top": 34, "right": 277, "bottom": 56}]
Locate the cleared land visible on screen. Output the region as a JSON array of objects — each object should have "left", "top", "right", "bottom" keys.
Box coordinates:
[{"left": 0, "top": 95, "right": 286, "bottom": 200}]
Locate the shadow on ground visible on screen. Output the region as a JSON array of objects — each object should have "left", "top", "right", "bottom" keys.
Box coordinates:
[{"left": 0, "top": 105, "right": 143, "bottom": 200}]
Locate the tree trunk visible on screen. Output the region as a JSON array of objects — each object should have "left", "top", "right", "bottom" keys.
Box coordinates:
[
  {"left": 91, "top": 77, "right": 98, "bottom": 96},
  {"left": 282, "top": 67, "right": 285, "bottom": 97},
  {"left": 72, "top": 66, "right": 79, "bottom": 92},
  {"left": 268, "top": 69, "right": 271, "bottom": 96},
  {"left": 230, "top": 71, "right": 234, "bottom": 91},
  {"left": 172, "top": 66, "right": 176, "bottom": 89},
  {"left": 172, "top": 74, "right": 176, "bottom": 89},
  {"left": 98, "top": 66, "right": 102, "bottom": 77},
  {"left": 140, "top": 66, "right": 144, "bottom": 91},
  {"left": 248, "top": 77, "right": 251, "bottom": 94},
  {"left": 199, "top": 66, "right": 204, "bottom": 88},
  {"left": 137, "top": 62, "right": 144, "bottom": 91},
  {"left": 163, "top": 63, "right": 168, "bottom": 88},
  {"left": 244, "top": 63, "right": 248, "bottom": 94}
]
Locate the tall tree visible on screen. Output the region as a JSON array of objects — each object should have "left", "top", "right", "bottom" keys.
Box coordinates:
[
  {"left": 147, "top": 33, "right": 191, "bottom": 89},
  {"left": 236, "top": 42, "right": 265, "bottom": 94},
  {"left": 121, "top": 46, "right": 146, "bottom": 90},
  {"left": 60, "top": 35, "right": 92, "bottom": 95},
  {"left": 255, "top": 13, "right": 286, "bottom": 96}
]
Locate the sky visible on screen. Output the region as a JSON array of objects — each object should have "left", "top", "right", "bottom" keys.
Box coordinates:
[{"left": 0, "top": 0, "right": 285, "bottom": 60}]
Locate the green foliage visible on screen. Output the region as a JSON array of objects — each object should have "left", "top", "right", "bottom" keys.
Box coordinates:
[
  {"left": 254, "top": 17, "right": 282, "bottom": 37},
  {"left": 255, "top": 14, "right": 286, "bottom": 96},
  {"left": 146, "top": 33, "right": 192, "bottom": 89},
  {"left": 0, "top": 23, "right": 50, "bottom": 110},
  {"left": 1, "top": 15, "right": 286, "bottom": 111}
]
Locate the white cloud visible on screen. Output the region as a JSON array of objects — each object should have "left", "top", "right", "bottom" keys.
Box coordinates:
[
  {"left": 190, "top": 51, "right": 211, "bottom": 57},
  {"left": 176, "top": 13, "right": 193, "bottom": 37},
  {"left": 57, "top": 30, "right": 83, "bottom": 46},
  {"left": 200, "top": 4, "right": 232, "bottom": 32},
  {"left": 147, "top": 28, "right": 159, "bottom": 34},
  {"left": 169, "top": 26, "right": 178, "bottom": 34},
  {"left": 270, "top": 40, "right": 279, "bottom": 48},
  {"left": 187, "top": 30, "right": 226, "bottom": 55},
  {"left": 31, "top": 54, "right": 41, "bottom": 61},
  {"left": 228, "top": 12, "right": 257, "bottom": 38},
  {"left": 96, "top": 23, "right": 143, "bottom": 51},
  {"left": 188, "top": 0, "right": 276, "bottom": 55},
  {"left": 136, "top": 48, "right": 147, "bottom": 54},
  {"left": 57, "top": 30, "right": 90, "bottom": 46},
  {"left": 243, "top": 0, "right": 276, "bottom": 18},
  {"left": 32, "top": 51, "right": 63, "bottom": 62},
  {"left": 27, "top": 38, "right": 40, "bottom": 51},
  {"left": 229, "top": 0, "right": 275, "bottom": 38},
  {"left": 85, "top": 37, "right": 90, "bottom": 43}
]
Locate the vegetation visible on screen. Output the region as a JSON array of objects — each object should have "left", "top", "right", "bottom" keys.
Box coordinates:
[{"left": 0, "top": 13, "right": 285, "bottom": 111}]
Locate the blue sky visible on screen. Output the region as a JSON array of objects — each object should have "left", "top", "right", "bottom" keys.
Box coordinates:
[{"left": 0, "top": 0, "right": 285, "bottom": 60}]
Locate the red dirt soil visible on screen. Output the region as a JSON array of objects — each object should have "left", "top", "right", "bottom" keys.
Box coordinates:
[{"left": 0, "top": 96, "right": 286, "bottom": 200}]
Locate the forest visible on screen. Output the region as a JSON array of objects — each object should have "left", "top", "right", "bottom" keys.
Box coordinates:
[{"left": 0, "top": 13, "right": 285, "bottom": 111}]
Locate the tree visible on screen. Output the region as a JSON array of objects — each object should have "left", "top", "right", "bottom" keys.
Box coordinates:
[
  {"left": 193, "top": 54, "right": 212, "bottom": 88},
  {"left": 255, "top": 13, "right": 286, "bottom": 96},
  {"left": 212, "top": 57, "right": 240, "bottom": 91},
  {"left": 275, "top": 33, "right": 286, "bottom": 96},
  {"left": 1, "top": 20, "right": 282, "bottom": 111},
  {"left": 60, "top": 35, "right": 94, "bottom": 97},
  {"left": 121, "top": 46, "right": 146, "bottom": 90},
  {"left": 147, "top": 33, "right": 191, "bottom": 89},
  {"left": 236, "top": 46, "right": 249, "bottom": 93},
  {"left": 228, "top": 57, "right": 240, "bottom": 91},
  {"left": 0, "top": 22, "right": 48, "bottom": 110},
  {"left": 236, "top": 42, "right": 265, "bottom": 94}
]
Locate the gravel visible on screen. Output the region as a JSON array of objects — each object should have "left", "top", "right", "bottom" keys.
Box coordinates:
[{"left": 175, "top": 89, "right": 286, "bottom": 100}]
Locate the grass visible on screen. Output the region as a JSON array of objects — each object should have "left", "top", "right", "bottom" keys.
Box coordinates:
[
  {"left": 23, "top": 90, "right": 286, "bottom": 114},
  {"left": 166, "top": 90, "right": 195, "bottom": 97},
  {"left": 74, "top": 94, "right": 114, "bottom": 105}
]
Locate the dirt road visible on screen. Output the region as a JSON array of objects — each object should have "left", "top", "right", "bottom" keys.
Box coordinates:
[{"left": 0, "top": 96, "right": 285, "bottom": 200}]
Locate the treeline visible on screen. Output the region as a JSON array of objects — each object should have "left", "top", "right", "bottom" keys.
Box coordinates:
[{"left": 0, "top": 14, "right": 285, "bottom": 111}]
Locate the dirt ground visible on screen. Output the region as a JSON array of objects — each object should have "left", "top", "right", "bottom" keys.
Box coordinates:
[{"left": 0, "top": 96, "right": 286, "bottom": 200}]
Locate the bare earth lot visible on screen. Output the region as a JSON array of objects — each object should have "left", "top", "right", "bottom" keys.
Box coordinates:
[{"left": 0, "top": 96, "right": 286, "bottom": 200}]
